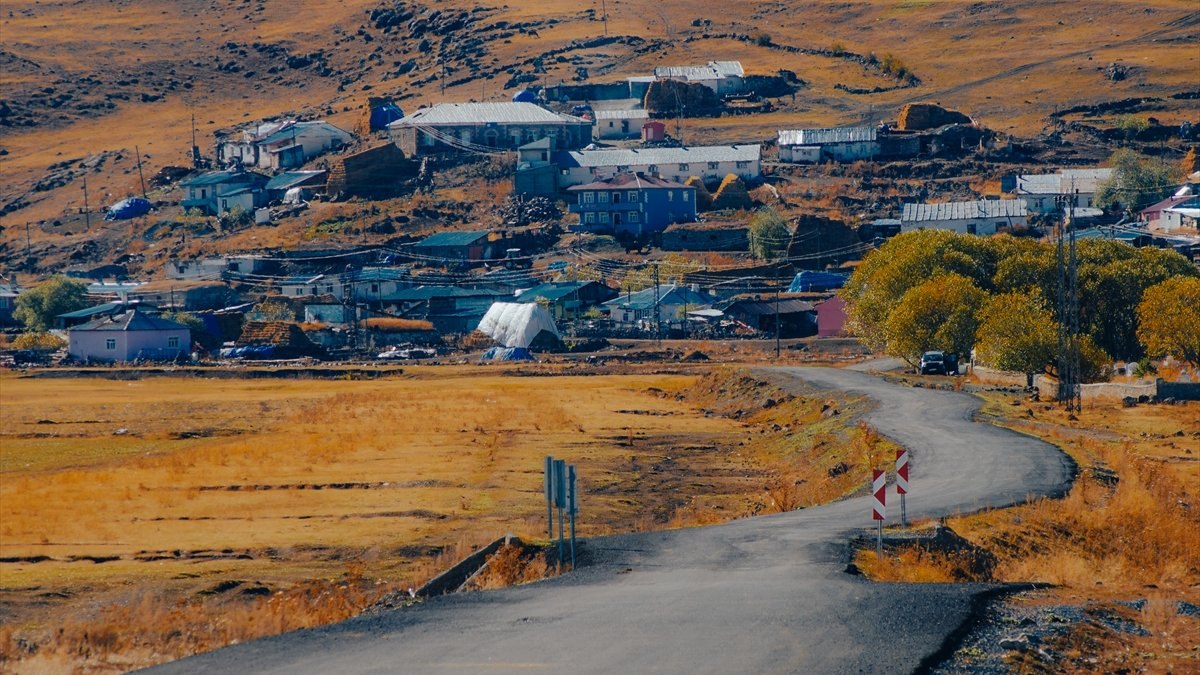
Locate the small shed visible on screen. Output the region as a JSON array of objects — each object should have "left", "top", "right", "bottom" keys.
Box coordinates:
[
  {"left": 412, "top": 230, "right": 492, "bottom": 262},
  {"left": 642, "top": 121, "right": 667, "bottom": 143},
  {"left": 816, "top": 296, "right": 848, "bottom": 337}
]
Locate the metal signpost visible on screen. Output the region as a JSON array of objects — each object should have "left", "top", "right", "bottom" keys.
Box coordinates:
[
  {"left": 543, "top": 455, "right": 580, "bottom": 567},
  {"left": 568, "top": 464, "right": 578, "bottom": 568},
  {"left": 895, "top": 449, "right": 910, "bottom": 528},
  {"left": 871, "top": 469, "right": 886, "bottom": 556}
]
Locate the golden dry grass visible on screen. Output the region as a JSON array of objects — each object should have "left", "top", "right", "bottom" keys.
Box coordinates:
[{"left": 0, "top": 366, "right": 866, "bottom": 671}]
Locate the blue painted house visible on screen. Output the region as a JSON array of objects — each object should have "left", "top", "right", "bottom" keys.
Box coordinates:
[{"left": 567, "top": 173, "right": 696, "bottom": 238}]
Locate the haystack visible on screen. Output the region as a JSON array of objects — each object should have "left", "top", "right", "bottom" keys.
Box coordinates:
[
  {"left": 711, "top": 174, "right": 754, "bottom": 211},
  {"left": 896, "top": 103, "right": 971, "bottom": 131},
  {"left": 684, "top": 176, "right": 713, "bottom": 211}
]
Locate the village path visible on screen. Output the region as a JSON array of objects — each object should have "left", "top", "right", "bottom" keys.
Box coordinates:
[{"left": 148, "top": 367, "right": 1074, "bottom": 675}]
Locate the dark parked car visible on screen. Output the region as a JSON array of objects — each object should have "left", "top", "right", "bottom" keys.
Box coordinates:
[{"left": 919, "top": 351, "right": 960, "bottom": 375}]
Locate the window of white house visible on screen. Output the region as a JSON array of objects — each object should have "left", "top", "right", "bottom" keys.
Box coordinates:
[
  {"left": 294, "top": 288, "right": 303, "bottom": 295},
  {"left": 708, "top": 162, "right": 719, "bottom": 170},
  {"left": 168, "top": 336, "right": 180, "bottom": 349},
  {"left": 736, "top": 161, "right": 749, "bottom": 168},
  {"left": 582, "top": 191, "right": 595, "bottom": 203},
  {"left": 200, "top": 188, "right": 208, "bottom": 198},
  {"left": 647, "top": 164, "right": 658, "bottom": 174},
  {"left": 617, "top": 165, "right": 629, "bottom": 172},
  {"left": 678, "top": 163, "right": 689, "bottom": 171},
  {"left": 370, "top": 283, "right": 379, "bottom": 293},
  {"left": 628, "top": 191, "right": 638, "bottom": 202},
  {"left": 105, "top": 338, "right": 116, "bottom": 350},
  {"left": 598, "top": 191, "right": 609, "bottom": 203}
]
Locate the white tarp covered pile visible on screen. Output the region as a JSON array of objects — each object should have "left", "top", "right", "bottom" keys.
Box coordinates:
[{"left": 476, "top": 302, "right": 561, "bottom": 348}]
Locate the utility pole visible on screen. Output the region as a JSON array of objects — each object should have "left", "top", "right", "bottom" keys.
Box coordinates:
[
  {"left": 82, "top": 177, "right": 91, "bottom": 231},
  {"left": 652, "top": 261, "right": 661, "bottom": 345},
  {"left": 775, "top": 274, "right": 782, "bottom": 359},
  {"left": 601, "top": 0, "right": 609, "bottom": 36},
  {"left": 134, "top": 145, "right": 148, "bottom": 199},
  {"left": 1055, "top": 182, "right": 1082, "bottom": 412}
]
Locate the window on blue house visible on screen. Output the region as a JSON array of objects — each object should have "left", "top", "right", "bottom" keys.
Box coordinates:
[
  {"left": 628, "top": 191, "right": 638, "bottom": 202},
  {"left": 168, "top": 337, "right": 180, "bottom": 349},
  {"left": 667, "top": 191, "right": 674, "bottom": 201},
  {"left": 629, "top": 212, "right": 639, "bottom": 223},
  {"left": 582, "top": 191, "right": 595, "bottom": 203},
  {"left": 683, "top": 191, "right": 690, "bottom": 201},
  {"left": 599, "top": 212, "right": 610, "bottom": 223},
  {"left": 598, "top": 191, "right": 609, "bottom": 203}
]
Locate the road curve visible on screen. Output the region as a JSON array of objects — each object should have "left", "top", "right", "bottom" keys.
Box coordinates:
[{"left": 149, "top": 367, "right": 1074, "bottom": 674}]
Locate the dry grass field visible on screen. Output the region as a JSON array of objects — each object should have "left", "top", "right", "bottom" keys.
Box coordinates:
[
  {"left": 858, "top": 391, "right": 1200, "bottom": 672},
  {"left": 0, "top": 365, "right": 871, "bottom": 672},
  {"left": 2, "top": 0, "right": 1197, "bottom": 255}
]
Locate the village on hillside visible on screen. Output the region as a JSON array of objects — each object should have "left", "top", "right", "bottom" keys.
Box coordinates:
[{"left": 2, "top": 56, "right": 1199, "bottom": 366}]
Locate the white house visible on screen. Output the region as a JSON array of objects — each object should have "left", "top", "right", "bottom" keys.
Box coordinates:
[
  {"left": 777, "top": 127, "right": 878, "bottom": 163},
  {"left": 593, "top": 109, "right": 650, "bottom": 140},
  {"left": 554, "top": 145, "right": 761, "bottom": 188},
  {"left": 216, "top": 120, "right": 353, "bottom": 171},
  {"left": 653, "top": 61, "right": 745, "bottom": 95},
  {"left": 901, "top": 199, "right": 1028, "bottom": 235},
  {"left": 387, "top": 102, "right": 592, "bottom": 156},
  {"left": 1015, "top": 168, "right": 1113, "bottom": 214},
  {"left": 68, "top": 309, "right": 191, "bottom": 362}
]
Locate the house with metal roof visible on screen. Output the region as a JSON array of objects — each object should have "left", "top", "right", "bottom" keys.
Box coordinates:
[
  {"left": 556, "top": 145, "right": 761, "bottom": 188},
  {"left": 593, "top": 109, "right": 650, "bottom": 140},
  {"left": 603, "top": 284, "right": 717, "bottom": 326},
  {"left": 387, "top": 102, "right": 592, "bottom": 156},
  {"left": 777, "top": 127, "right": 878, "bottom": 163},
  {"left": 718, "top": 296, "right": 817, "bottom": 337},
  {"left": 411, "top": 230, "right": 494, "bottom": 262},
  {"left": 901, "top": 199, "right": 1028, "bottom": 235},
  {"left": 513, "top": 281, "right": 616, "bottom": 320},
  {"left": 653, "top": 61, "right": 746, "bottom": 94},
  {"left": 179, "top": 169, "right": 269, "bottom": 216},
  {"left": 567, "top": 173, "right": 696, "bottom": 238},
  {"left": 265, "top": 170, "right": 327, "bottom": 201},
  {"left": 56, "top": 300, "right": 159, "bottom": 329},
  {"left": 216, "top": 120, "right": 353, "bottom": 171},
  {"left": 68, "top": 309, "right": 191, "bottom": 362},
  {"left": 1014, "top": 168, "right": 1113, "bottom": 213}
]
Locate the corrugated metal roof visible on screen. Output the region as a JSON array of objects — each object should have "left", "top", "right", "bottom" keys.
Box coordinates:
[
  {"left": 654, "top": 61, "right": 744, "bottom": 81},
  {"left": 562, "top": 145, "right": 761, "bottom": 168},
  {"left": 265, "top": 171, "right": 327, "bottom": 191},
  {"left": 389, "top": 102, "right": 586, "bottom": 127},
  {"left": 72, "top": 309, "right": 189, "bottom": 332},
  {"left": 603, "top": 284, "right": 715, "bottom": 311},
  {"left": 413, "top": 230, "right": 491, "bottom": 247},
  {"left": 711, "top": 61, "right": 745, "bottom": 77},
  {"left": 259, "top": 121, "right": 350, "bottom": 145},
  {"left": 594, "top": 109, "right": 649, "bottom": 120},
  {"left": 777, "top": 126, "right": 877, "bottom": 146},
  {"left": 567, "top": 173, "right": 689, "bottom": 191},
  {"left": 180, "top": 170, "right": 268, "bottom": 187},
  {"left": 902, "top": 199, "right": 1027, "bottom": 222},
  {"left": 1016, "top": 168, "right": 1113, "bottom": 195},
  {"left": 514, "top": 282, "right": 591, "bottom": 303}
]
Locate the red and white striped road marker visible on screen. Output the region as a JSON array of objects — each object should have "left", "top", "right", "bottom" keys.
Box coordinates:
[
  {"left": 871, "top": 469, "right": 886, "bottom": 521},
  {"left": 895, "top": 449, "right": 910, "bottom": 495}
]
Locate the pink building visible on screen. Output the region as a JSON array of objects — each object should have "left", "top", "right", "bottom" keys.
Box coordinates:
[
  {"left": 68, "top": 309, "right": 191, "bottom": 363},
  {"left": 816, "top": 296, "right": 848, "bottom": 337}
]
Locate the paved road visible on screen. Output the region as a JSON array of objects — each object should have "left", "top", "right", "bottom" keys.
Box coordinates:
[{"left": 151, "top": 367, "right": 1074, "bottom": 674}]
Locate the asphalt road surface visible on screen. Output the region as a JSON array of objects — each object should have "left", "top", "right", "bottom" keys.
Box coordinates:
[{"left": 151, "top": 367, "right": 1074, "bottom": 674}]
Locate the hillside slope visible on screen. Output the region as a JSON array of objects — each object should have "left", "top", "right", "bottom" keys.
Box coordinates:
[{"left": 1, "top": 0, "right": 1196, "bottom": 270}]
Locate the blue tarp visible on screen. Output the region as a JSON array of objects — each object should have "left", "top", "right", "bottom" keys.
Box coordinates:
[
  {"left": 369, "top": 102, "right": 404, "bottom": 131},
  {"left": 219, "top": 345, "right": 276, "bottom": 359},
  {"left": 512, "top": 89, "right": 538, "bottom": 103},
  {"left": 481, "top": 346, "right": 535, "bottom": 362},
  {"left": 105, "top": 197, "right": 153, "bottom": 221},
  {"left": 788, "top": 271, "right": 848, "bottom": 293}
]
